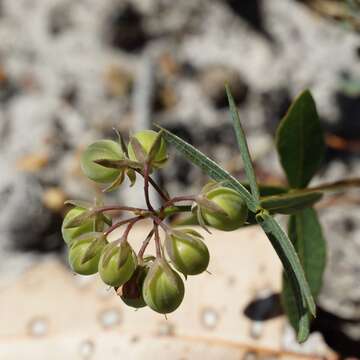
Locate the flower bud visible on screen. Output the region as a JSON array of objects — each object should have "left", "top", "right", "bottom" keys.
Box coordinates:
[
  {"left": 128, "top": 130, "right": 168, "bottom": 168},
  {"left": 142, "top": 259, "right": 185, "bottom": 314},
  {"left": 98, "top": 242, "right": 137, "bottom": 287},
  {"left": 81, "top": 140, "right": 124, "bottom": 183},
  {"left": 201, "top": 186, "right": 248, "bottom": 231},
  {"left": 165, "top": 229, "right": 209, "bottom": 275},
  {"left": 68, "top": 237, "right": 106, "bottom": 275},
  {"left": 62, "top": 207, "right": 94, "bottom": 246}
]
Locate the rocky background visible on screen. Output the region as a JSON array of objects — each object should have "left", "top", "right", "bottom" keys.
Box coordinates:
[{"left": 0, "top": 0, "right": 359, "bottom": 357}]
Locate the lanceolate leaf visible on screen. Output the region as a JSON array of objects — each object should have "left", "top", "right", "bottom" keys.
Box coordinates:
[
  {"left": 158, "top": 126, "right": 258, "bottom": 212},
  {"left": 276, "top": 90, "right": 325, "bottom": 189},
  {"left": 282, "top": 208, "right": 326, "bottom": 337},
  {"left": 257, "top": 211, "right": 316, "bottom": 342},
  {"left": 226, "top": 85, "right": 260, "bottom": 201},
  {"left": 242, "top": 183, "right": 288, "bottom": 197},
  {"left": 260, "top": 191, "right": 323, "bottom": 214}
]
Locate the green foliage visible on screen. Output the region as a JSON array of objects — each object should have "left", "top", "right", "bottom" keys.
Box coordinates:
[
  {"left": 276, "top": 90, "right": 325, "bottom": 189},
  {"left": 159, "top": 88, "right": 327, "bottom": 341},
  {"left": 61, "top": 85, "right": 357, "bottom": 344},
  {"left": 282, "top": 208, "right": 326, "bottom": 337},
  {"left": 260, "top": 191, "right": 323, "bottom": 214},
  {"left": 226, "top": 85, "right": 260, "bottom": 200},
  {"left": 257, "top": 210, "right": 315, "bottom": 342},
  {"left": 159, "top": 126, "right": 258, "bottom": 212}
]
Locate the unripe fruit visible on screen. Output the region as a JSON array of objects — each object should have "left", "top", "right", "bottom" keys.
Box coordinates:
[
  {"left": 142, "top": 259, "right": 185, "bottom": 314},
  {"left": 62, "top": 207, "right": 93, "bottom": 246},
  {"left": 201, "top": 187, "right": 248, "bottom": 231},
  {"left": 128, "top": 130, "right": 167, "bottom": 168},
  {"left": 68, "top": 239, "right": 104, "bottom": 275},
  {"left": 81, "top": 140, "right": 124, "bottom": 183},
  {"left": 120, "top": 265, "right": 149, "bottom": 308},
  {"left": 165, "top": 229, "right": 209, "bottom": 275},
  {"left": 98, "top": 243, "right": 137, "bottom": 287}
]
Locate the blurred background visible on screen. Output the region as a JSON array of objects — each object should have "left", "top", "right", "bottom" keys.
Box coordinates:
[{"left": 0, "top": 0, "right": 359, "bottom": 358}]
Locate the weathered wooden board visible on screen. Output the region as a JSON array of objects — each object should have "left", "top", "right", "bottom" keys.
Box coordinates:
[{"left": 0, "top": 224, "right": 334, "bottom": 359}]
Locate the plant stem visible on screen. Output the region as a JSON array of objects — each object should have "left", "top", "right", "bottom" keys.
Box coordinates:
[
  {"left": 154, "top": 223, "right": 161, "bottom": 258},
  {"left": 162, "top": 195, "right": 197, "bottom": 209},
  {"left": 306, "top": 178, "right": 360, "bottom": 193},
  {"left": 138, "top": 228, "right": 155, "bottom": 260},
  {"left": 143, "top": 163, "right": 155, "bottom": 212},
  {"left": 122, "top": 217, "right": 140, "bottom": 240},
  {"left": 151, "top": 214, "right": 171, "bottom": 233},
  {"left": 104, "top": 216, "right": 142, "bottom": 237},
  {"left": 135, "top": 168, "right": 169, "bottom": 202}
]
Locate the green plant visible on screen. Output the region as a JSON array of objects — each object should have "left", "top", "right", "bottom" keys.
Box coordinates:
[{"left": 61, "top": 86, "right": 360, "bottom": 342}]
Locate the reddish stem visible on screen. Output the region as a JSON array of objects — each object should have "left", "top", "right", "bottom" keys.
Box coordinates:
[
  {"left": 122, "top": 217, "right": 140, "bottom": 240},
  {"left": 138, "top": 228, "right": 155, "bottom": 260},
  {"left": 104, "top": 216, "right": 142, "bottom": 237},
  {"left": 154, "top": 223, "right": 161, "bottom": 258},
  {"left": 135, "top": 168, "right": 169, "bottom": 202},
  {"left": 162, "top": 195, "right": 197, "bottom": 209},
  {"left": 143, "top": 163, "right": 155, "bottom": 212},
  {"left": 151, "top": 214, "right": 171, "bottom": 233},
  {"left": 95, "top": 205, "right": 148, "bottom": 214}
]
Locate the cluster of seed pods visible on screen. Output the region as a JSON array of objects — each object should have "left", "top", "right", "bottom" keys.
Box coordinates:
[{"left": 61, "top": 130, "right": 248, "bottom": 314}]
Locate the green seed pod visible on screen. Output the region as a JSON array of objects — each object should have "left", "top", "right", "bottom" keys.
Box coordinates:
[
  {"left": 165, "top": 229, "right": 209, "bottom": 275},
  {"left": 81, "top": 140, "right": 124, "bottom": 183},
  {"left": 68, "top": 236, "right": 106, "bottom": 275},
  {"left": 62, "top": 207, "right": 93, "bottom": 246},
  {"left": 120, "top": 265, "right": 149, "bottom": 308},
  {"left": 128, "top": 130, "right": 168, "bottom": 168},
  {"left": 142, "top": 259, "right": 185, "bottom": 314},
  {"left": 98, "top": 242, "right": 137, "bottom": 287},
  {"left": 201, "top": 186, "right": 248, "bottom": 231}
]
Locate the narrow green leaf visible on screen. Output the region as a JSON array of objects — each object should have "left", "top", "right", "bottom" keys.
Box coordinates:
[
  {"left": 260, "top": 191, "right": 323, "bottom": 214},
  {"left": 157, "top": 126, "right": 258, "bottom": 212},
  {"left": 226, "top": 85, "right": 260, "bottom": 200},
  {"left": 282, "top": 208, "right": 326, "bottom": 337},
  {"left": 276, "top": 90, "right": 325, "bottom": 188},
  {"left": 257, "top": 211, "right": 316, "bottom": 342},
  {"left": 242, "top": 183, "right": 288, "bottom": 197}
]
